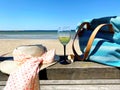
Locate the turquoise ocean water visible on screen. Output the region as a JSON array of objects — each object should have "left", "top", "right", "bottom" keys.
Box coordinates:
[{"left": 0, "top": 30, "right": 76, "bottom": 39}]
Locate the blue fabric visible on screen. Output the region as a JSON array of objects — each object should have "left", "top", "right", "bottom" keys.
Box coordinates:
[{"left": 78, "top": 16, "right": 120, "bottom": 67}]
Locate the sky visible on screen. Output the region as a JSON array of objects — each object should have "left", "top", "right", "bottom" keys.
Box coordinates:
[{"left": 0, "top": 0, "right": 120, "bottom": 30}]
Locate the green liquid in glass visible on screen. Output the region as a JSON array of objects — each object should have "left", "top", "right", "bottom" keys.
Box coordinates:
[{"left": 59, "top": 36, "right": 70, "bottom": 45}]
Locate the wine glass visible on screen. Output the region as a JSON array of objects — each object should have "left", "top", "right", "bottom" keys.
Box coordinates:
[{"left": 58, "top": 26, "right": 71, "bottom": 64}]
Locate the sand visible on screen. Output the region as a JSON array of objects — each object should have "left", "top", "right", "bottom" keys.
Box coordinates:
[{"left": 0, "top": 39, "right": 81, "bottom": 57}]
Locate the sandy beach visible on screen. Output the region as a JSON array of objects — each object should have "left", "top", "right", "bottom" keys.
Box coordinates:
[{"left": 0, "top": 39, "right": 81, "bottom": 57}]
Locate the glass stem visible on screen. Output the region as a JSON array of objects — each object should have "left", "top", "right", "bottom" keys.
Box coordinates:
[{"left": 63, "top": 45, "right": 66, "bottom": 60}]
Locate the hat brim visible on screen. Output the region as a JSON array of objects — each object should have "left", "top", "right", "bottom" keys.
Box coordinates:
[
  {"left": 0, "top": 60, "right": 57, "bottom": 75},
  {"left": 40, "top": 61, "right": 57, "bottom": 70}
]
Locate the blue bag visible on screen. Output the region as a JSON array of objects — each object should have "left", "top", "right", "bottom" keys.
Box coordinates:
[{"left": 72, "top": 16, "right": 120, "bottom": 67}]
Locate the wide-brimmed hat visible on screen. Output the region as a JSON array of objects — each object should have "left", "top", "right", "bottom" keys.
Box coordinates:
[{"left": 0, "top": 44, "right": 58, "bottom": 74}]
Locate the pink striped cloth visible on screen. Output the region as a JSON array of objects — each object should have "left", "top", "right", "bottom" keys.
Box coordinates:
[{"left": 4, "top": 49, "right": 55, "bottom": 90}]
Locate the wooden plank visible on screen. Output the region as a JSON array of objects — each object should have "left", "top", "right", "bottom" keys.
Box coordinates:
[{"left": 1, "top": 79, "right": 120, "bottom": 90}]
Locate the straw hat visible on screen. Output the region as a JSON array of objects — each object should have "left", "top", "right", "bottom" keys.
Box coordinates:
[{"left": 0, "top": 44, "right": 58, "bottom": 74}]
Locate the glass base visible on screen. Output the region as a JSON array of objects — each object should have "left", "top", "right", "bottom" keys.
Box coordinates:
[
  {"left": 59, "top": 55, "right": 71, "bottom": 65},
  {"left": 60, "top": 60, "right": 70, "bottom": 65}
]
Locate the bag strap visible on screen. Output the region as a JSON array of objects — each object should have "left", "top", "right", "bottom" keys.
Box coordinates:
[
  {"left": 72, "top": 22, "right": 114, "bottom": 61},
  {"left": 72, "top": 22, "right": 91, "bottom": 60}
]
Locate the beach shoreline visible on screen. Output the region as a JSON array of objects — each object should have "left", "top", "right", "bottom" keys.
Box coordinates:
[{"left": 0, "top": 39, "right": 81, "bottom": 57}]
